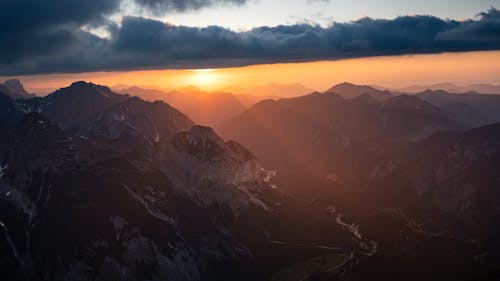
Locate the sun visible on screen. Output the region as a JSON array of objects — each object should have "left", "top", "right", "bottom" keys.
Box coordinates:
[{"left": 189, "top": 69, "right": 220, "bottom": 90}]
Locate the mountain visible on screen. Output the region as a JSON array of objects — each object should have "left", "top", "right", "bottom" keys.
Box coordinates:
[
  {"left": 392, "top": 83, "right": 500, "bottom": 94},
  {"left": 233, "top": 94, "right": 270, "bottom": 107},
  {"left": 0, "top": 91, "right": 26, "bottom": 131},
  {"left": 20, "top": 81, "right": 129, "bottom": 131},
  {"left": 0, "top": 82, "right": 361, "bottom": 281},
  {"left": 0, "top": 79, "right": 35, "bottom": 100},
  {"left": 325, "top": 82, "right": 393, "bottom": 101},
  {"left": 119, "top": 86, "right": 247, "bottom": 127},
  {"left": 222, "top": 83, "right": 315, "bottom": 99},
  {"left": 440, "top": 102, "right": 494, "bottom": 128},
  {"left": 3, "top": 81, "right": 500, "bottom": 281},
  {"left": 217, "top": 91, "right": 458, "bottom": 174},
  {"left": 417, "top": 89, "right": 500, "bottom": 122},
  {"left": 305, "top": 123, "right": 500, "bottom": 281},
  {"left": 466, "top": 83, "right": 500, "bottom": 94},
  {"left": 218, "top": 86, "right": 500, "bottom": 280}
]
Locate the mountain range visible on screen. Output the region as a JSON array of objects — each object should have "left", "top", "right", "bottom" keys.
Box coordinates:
[
  {"left": 116, "top": 86, "right": 252, "bottom": 127},
  {"left": 221, "top": 83, "right": 315, "bottom": 99},
  {"left": 217, "top": 82, "right": 500, "bottom": 280},
  {"left": 0, "top": 81, "right": 363, "bottom": 281},
  {"left": 382, "top": 83, "right": 500, "bottom": 95},
  {"left": 1, "top": 80, "right": 500, "bottom": 280}
]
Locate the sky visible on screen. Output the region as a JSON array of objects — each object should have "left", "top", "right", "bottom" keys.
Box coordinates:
[
  {"left": 0, "top": 0, "right": 499, "bottom": 90},
  {"left": 10, "top": 51, "right": 500, "bottom": 94},
  {"left": 161, "top": 0, "right": 500, "bottom": 30}
]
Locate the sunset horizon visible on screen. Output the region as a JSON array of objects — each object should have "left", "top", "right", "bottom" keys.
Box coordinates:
[
  {"left": 3, "top": 50, "right": 500, "bottom": 95},
  {"left": 1, "top": 1, "right": 500, "bottom": 281}
]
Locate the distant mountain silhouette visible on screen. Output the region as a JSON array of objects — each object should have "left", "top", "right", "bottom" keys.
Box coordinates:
[
  {"left": 218, "top": 90, "right": 458, "bottom": 168},
  {"left": 118, "top": 86, "right": 247, "bottom": 126},
  {"left": 387, "top": 83, "right": 500, "bottom": 94},
  {"left": 222, "top": 82, "right": 315, "bottom": 99},
  {"left": 440, "top": 102, "right": 494, "bottom": 128},
  {"left": 0, "top": 79, "right": 35, "bottom": 100},
  {"left": 417, "top": 89, "right": 500, "bottom": 122},
  {"left": 325, "top": 82, "right": 393, "bottom": 101}
]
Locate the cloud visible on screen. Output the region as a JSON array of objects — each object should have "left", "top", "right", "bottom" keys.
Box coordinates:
[
  {"left": 134, "top": 0, "right": 248, "bottom": 13},
  {"left": 307, "top": 0, "right": 330, "bottom": 3},
  {"left": 0, "top": 5, "right": 499, "bottom": 75}
]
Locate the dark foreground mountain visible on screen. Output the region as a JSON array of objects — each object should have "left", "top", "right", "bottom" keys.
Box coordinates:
[{"left": 0, "top": 82, "right": 363, "bottom": 281}]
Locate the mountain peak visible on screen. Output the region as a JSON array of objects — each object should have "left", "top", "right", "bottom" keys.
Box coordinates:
[
  {"left": 335, "top": 82, "right": 356, "bottom": 87},
  {"left": 419, "top": 89, "right": 449, "bottom": 95},
  {"left": 327, "top": 82, "right": 376, "bottom": 93},
  {"left": 70, "top": 81, "right": 92, "bottom": 87},
  {"left": 0, "top": 79, "right": 34, "bottom": 100},
  {"left": 4, "top": 79, "right": 23, "bottom": 89},
  {"left": 53, "top": 81, "right": 117, "bottom": 99},
  {"left": 326, "top": 82, "right": 393, "bottom": 101},
  {"left": 189, "top": 125, "right": 225, "bottom": 144}
]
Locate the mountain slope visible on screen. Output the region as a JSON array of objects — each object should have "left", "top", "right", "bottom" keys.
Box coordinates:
[
  {"left": 440, "top": 102, "right": 494, "bottom": 128},
  {"left": 21, "top": 81, "right": 129, "bottom": 131},
  {"left": 218, "top": 88, "right": 500, "bottom": 280},
  {"left": 217, "top": 91, "right": 459, "bottom": 176},
  {"left": 0, "top": 82, "right": 358, "bottom": 281},
  {"left": 417, "top": 90, "right": 500, "bottom": 122}
]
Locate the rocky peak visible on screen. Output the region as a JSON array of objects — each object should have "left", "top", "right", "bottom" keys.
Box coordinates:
[
  {"left": 87, "top": 95, "right": 193, "bottom": 144},
  {"left": 3, "top": 79, "right": 24, "bottom": 91},
  {"left": 188, "top": 126, "right": 225, "bottom": 146},
  {"left": 0, "top": 79, "right": 34, "bottom": 100},
  {"left": 171, "top": 126, "right": 228, "bottom": 161},
  {"left": 56, "top": 81, "right": 116, "bottom": 98}
]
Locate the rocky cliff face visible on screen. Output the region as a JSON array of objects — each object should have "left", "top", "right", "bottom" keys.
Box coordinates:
[{"left": 160, "top": 125, "right": 267, "bottom": 212}]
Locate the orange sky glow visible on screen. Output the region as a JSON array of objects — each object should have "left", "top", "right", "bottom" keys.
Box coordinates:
[{"left": 3, "top": 51, "right": 500, "bottom": 95}]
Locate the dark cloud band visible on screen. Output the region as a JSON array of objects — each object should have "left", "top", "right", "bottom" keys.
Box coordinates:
[
  {"left": 135, "top": 0, "right": 248, "bottom": 13},
  {"left": 0, "top": 3, "right": 499, "bottom": 75}
]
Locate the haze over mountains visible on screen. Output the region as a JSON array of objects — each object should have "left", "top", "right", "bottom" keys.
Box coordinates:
[
  {"left": 382, "top": 83, "right": 500, "bottom": 95},
  {"left": 1, "top": 79, "right": 500, "bottom": 280},
  {"left": 222, "top": 83, "right": 315, "bottom": 99},
  {"left": 116, "top": 86, "right": 247, "bottom": 127},
  {"left": 0, "top": 81, "right": 361, "bottom": 281},
  {"left": 217, "top": 81, "right": 500, "bottom": 280}
]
